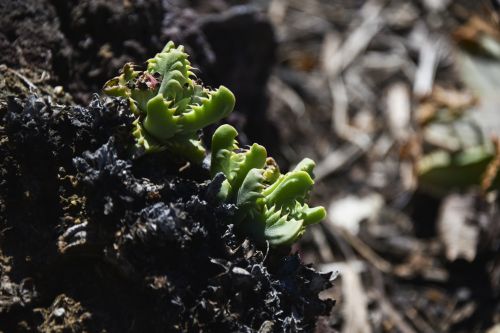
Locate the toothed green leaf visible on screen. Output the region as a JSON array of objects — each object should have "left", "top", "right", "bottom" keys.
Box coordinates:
[
  {"left": 236, "top": 168, "right": 265, "bottom": 208},
  {"left": 131, "top": 89, "right": 158, "bottom": 115},
  {"left": 293, "top": 158, "right": 316, "bottom": 179},
  {"left": 299, "top": 205, "right": 327, "bottom": 226},
  {"left": 147, "top": 42, "right": 192, "bottom": 102},
  {"left": 165, "top": 137, "right": 207, "bottom": 164},
  {"left": 264, "top": 171, "right": 314, "bottom": 208},
  {"left": 211, "top": 124, "right": 239, "bottom": 178},
  {"left": 143, "top": 94, "right": 179, "bottom": 141},
  {"left": 217, "top": 180, "right": 232, "bottom": 202},
  {"left": 230, "top": 143, "right": 267, "bottom": 195},
  {"left": 178, "top": 86, "right": 235, "bottom": 132},
  {"left": 263, "top": 205, "right": 283, "bottom": 226},
  {"left": 264, "top": 217, "right": 304, "bottom": 246}
]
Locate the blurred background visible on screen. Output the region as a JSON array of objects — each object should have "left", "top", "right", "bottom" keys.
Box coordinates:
[
  {"left": 2, "top": 0, "right": 500, "bottom": 332},
  {"left": 257, "top": 1, "right": 500, "bottom": 332},
  {"left": 196, "top": 1, "right": 500, "bottom": 332}
]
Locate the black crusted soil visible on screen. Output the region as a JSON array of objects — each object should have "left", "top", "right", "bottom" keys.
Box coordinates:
[
  {"left": 0, "top": 0, "right": 334, "bottom": 331},
  {"left": 0, "top": 94, "right": 333, "bottom": 332}
]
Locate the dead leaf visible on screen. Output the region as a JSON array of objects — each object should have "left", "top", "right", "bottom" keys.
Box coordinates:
[
  {"left": 438, "top": 193, "right": 479, "bottom": 262},
  {"left": 328, "top": 194, "right": 384, "bottom": 235}
]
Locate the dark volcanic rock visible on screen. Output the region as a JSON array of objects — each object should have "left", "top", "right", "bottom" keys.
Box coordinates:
[{"left": 0, "top": 95, "right": 333, "bottom": 332}]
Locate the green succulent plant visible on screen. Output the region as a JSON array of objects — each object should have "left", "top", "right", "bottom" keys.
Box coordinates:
[
  {"left": 211, "top": 124, "right": 326, "bottom": 246},
  {"left": 103, "top": 41, "right": 235, "bottom": 162},
  {"left": 103, "top": 41, "right": 326, "bottom": 246}
]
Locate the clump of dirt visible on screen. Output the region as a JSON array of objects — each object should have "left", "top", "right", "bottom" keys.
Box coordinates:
[
  {"left": 0, "top": 0, "right": 69, "bottom": 75},
  {"left": 0, "top": 93, "right": 334, "bottom": 332},
  {"left": 49, "top": 0, "right": 164, "bottom": 101},
  {"left": 0, "top": 0, "right": 163, "bottom": 102}
]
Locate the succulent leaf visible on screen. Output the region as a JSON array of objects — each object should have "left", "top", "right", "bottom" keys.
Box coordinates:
[
  {"left": 264, "top": 217, "right": 304, "bottom": 246},
  {"left": 143, "top": 94, "right": 178, "bottom": 141},
  {"left": 165, "top": 137, "right": 207, "bottom": 164},
  {"left": 236, "top": 168, "right": 265, "bottom": 208},
  {"left": 263, "top": 205, "right": 282, "bottom": 226},
  {"left": 178, "top": 86, "right": 235, "bottom": 133},
  {"left": 231, "top": 143, "right": 267, "bottom": 194},
  {"left": 211, "top": 124, "right": 239, "bottom": 178},
  {"left": 298, "top": 205, "right": 327, "bottom": 226},
  {"left": 263, "top": 171, "right": 314, "bottom": 208},
  {"left": 293, "top": 158, "right": 316, "bottom": 178}
]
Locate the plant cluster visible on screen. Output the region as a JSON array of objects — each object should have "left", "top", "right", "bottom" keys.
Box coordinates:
[
  {"left": 103, "top": 41, "right": 235, "bottom": 162},
  {"left": 211, "top": 124, "right": 326, "bottom": 246},
  {"left": 104, "top": 41, "right": 325, "bottom": 246}
]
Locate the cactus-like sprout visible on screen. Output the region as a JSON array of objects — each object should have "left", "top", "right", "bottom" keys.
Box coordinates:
[
  {"left": 103, "top": 42, "right": 326, "bottom": 246},
  {"left": 211, "top": 124, "right": 326, "bottom": 246},
  {"left": 103, "top": 41, "right": 235, "bottom": 162}
]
